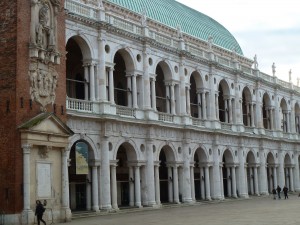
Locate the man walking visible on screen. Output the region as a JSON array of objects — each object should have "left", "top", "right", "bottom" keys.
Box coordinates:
[
  {"left": 276, "top": 185, "right": 281, "bottom": 199},
  {"left": 283, "top": 186, "right": 288, "bottom": 199}
]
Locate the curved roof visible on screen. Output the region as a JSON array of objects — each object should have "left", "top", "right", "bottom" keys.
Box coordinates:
[{"left": 106, "top": 0, "right": 243, "bottom": 55}]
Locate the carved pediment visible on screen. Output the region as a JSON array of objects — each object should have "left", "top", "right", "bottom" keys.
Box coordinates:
[{"left": 18, "top": 112, "right": 74, "bottom": 136}]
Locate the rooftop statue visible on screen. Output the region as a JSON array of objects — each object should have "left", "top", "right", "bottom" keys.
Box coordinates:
[
  {"left": 272, "top": 62, "right": 276, "bottom": 76},
  {"left": 253, "top": 54, "right": 258, "bottom": 69}
]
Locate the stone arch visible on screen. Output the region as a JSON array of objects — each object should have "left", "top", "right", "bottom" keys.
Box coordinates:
[
  {"left": 111, "top": 47, "right": 136, "bottom": 72},
  {"left": 190, "top": 71, "right": 204, "bottom": 89},
  {"left": 68, "top": 133, "right": 98, "bottom": 159},
  {"left": 246, "top": 150, "right": 256, "bottom": 164},
  {"left": 113, "top": 139, "right": 139, "bottom": 161},
  {"left": 266, "top": 152, "right": 275, "bottom": 164},
  {"left": 242, "top": 86, "right": 253, "bottom": 126},
  {"left": 193, "top": 147, "right": 209, "bottom": 163},
  {"left": 222, "top": 148, "right": 234, "bottom": 163},
  {"left": 156, "top": 144, "right": 176, "bottom": 162},
  {"left": 189, "top": 71, "right": 205, "bottom": 118},
  {"left": 66, "top": 35, "right": 93, "bottom": 99},
  {"left": 280, "top": 98, "right": 289, "bottom": 132},
  {"left": 67, "top": 35, "right": 93, "bottom": 60},
  {"left": 295, "top": 102, "right": 300, "bottom": 133},
  {"left": 154, "top": 60, "right": 173, "bottom": 81},
  {"left": 218, "top": 79, "right": 231, "bottom": 123},
  {"left": 262, "top": 92, "right": 272, "bottom": 129}
]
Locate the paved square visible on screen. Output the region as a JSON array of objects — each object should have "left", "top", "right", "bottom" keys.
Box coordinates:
[{"left": 58, "top": 195, "right": 300, "bottom": 225}]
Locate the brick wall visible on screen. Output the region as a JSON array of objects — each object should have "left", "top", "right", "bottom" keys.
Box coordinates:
[{"left": 0, "top": 0, "right": 66, "bottom": 214}]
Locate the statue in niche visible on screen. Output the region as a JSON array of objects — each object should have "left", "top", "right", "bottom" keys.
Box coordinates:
[
  {"left": 289, "top": 69, "right": 292, "bottom": 82},
  {"left": 36, "top": 3, "right": 52, "bottom": 49}
]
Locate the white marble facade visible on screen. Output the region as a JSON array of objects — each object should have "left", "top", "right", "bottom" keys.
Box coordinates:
[{"left": 64, "top": 0, "right": 300, "bottom": 214}]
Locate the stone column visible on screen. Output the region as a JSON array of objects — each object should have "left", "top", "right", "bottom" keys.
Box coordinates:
[
  {"left": 100, "top": 139, "right": 111, "bottom": 209},
  {"left": 254, "top": 166, "right": 259, "bottom": 196},
  {"left": 151, "top": 78, "right": 156, "bottom": 110},
  {"left": 168, "top": 166, "right": 173, "bottom": 202},
  {"left": 186, "top": 87, "right": 191, "bottom": 115},
  {"left": 86, "top": 171, "right": 92, "bottom": 210},
  {"left": 228, "top": 99, "right": 233, "bottom": 123},
  {"left": 273, "top": 167, "right": 278, "bottom": 188},
  {"left": 84, "top": 65, "right": 89, "bottom": 100},
  {"left": 294, "top": 154, "right": 300, "bottom": 191},
  {"left": 290, "top": 167, "right": 294, "bottom": 191},
  {"left": 219, "top": 166, "right": 224, "bottom": 199},
  {"left": 190, "top": 166, "right": 195, "bottom": 201},
  {"left": 249, "top": 168, "right": 254, "bottom": 195},
  {"left": 231, "top": 167, "right": 237, "bottom": 198},
  {"left": 154, "top": 165, "right": 161, "bottom": 205},
  {"left": 225, "top": 100, "right": 228, "bottom": 123},
  {"left": 127, "top": 75, "right": 132, "bottom": 107},
  {"left": 173, "top": 166, "right": 180, "bottom": 203},
  {"left": 98, "top": 35, "right": 107, "bottom": 101},
  {"left": 205, "top": 166, "right": 211, "bottom": 200},
  {"left": 202, "top": 92, "right": 207, "bottom": 119},
  {"left": 215, "top": 93, "right": 219, "bottom": 120},
  {"left": 251, "top": 104, "right": 255, "bottom": 127},
  {"left": 227, "top": 167, "right": 232, "bottom": 197},
  {"left": 278, "top": 152, "right": 285, "bottom": 187},
  {"left": 108, "top": 67, "right": 115, "bottom": 104},
  {"left": 171, "top": 84, "right": 176, "bottom": 115},
  {"left": 143, "top": 49, "right": 151, "bottom": 109},
  {"left": 268, "top": 167, "right": 273, "bottom": 191},
  {"left": 197, "top": 92, "right": 202, "bottom": 119},
  {"left": 89, "top": 64, "right": 96, "bottom": 101},
  {"left": 146, "top": 140, "right": 156, "bottom": 206},
  {"left": 134, "top": 166, "right": 142, "bottom": 207},
  {"left": 208, "top": 70, "right": 216, "bottom": 120},
  {"left": 129, "top": 167, "right": 134, "bottom": 206},
  {"left": 110, "top": 164, "right": 118, "bottom": 209},
  {"left": 132, "top": 74, "right": 138, "bottom": 108},
  {"left": 182, "top": 141, "right": 192, "bottom": 203},
  {"left": 92, "top": 166, "right": 99, "bottom": 211},
  {"left": 22, "top": 144, "right": 34, "bottom": 223},
  {"left": 61, "top": 149, "right": 70, "bottom": 210},
  {"left": 200, "top": 167, "right": 205, "bottom": 200},
  {"left": 179, "top": 59, "right": 187, "bottom": 115}
]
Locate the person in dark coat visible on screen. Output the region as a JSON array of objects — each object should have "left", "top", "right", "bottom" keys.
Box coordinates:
[
  {"left": 35, "top": 200, "right": 46, "bottom": 225},
  {"left": 272, "top": 188, "right": 277, "bottom": 199},
  {"left": 283, "top": 186, "right": 288, "bottom": 199},
  {"left": 276, "top": 185, "right": 281, "bottom": 199}
]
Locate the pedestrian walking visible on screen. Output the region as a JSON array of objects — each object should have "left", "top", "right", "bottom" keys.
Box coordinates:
[
  {"left": 276, "top": 185, "right": 281, "bottom": 199},
  {"left": 283, "top": 186, "right": 288, "bottom": 199},
  {"left": 272, "top": 188, "right": 277, "bottom": 199},
  {"left": 35, "top": 200, "right": 46, "bottom": 225}
]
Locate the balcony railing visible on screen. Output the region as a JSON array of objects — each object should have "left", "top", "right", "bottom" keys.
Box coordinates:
[
  {"left": 192, "top": 118, "right": 205, "bottom": 127},
  {"left": 158, "top": 112, "right": 174, "bottom": 123},
  {"left": 65, "top": 0, "right": 98, "bottom": 19},
  {"left": 116, "top": 105, "right": 136, "bottom": 117},
  {"left": 67, "top": 98, "right": 93, "bottom": 112},
  {"left": 221, "top": 122, "right": 232, "bottom": 131}
]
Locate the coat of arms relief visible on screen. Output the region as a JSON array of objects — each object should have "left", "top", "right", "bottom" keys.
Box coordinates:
[{"left": 29, "top": 0, "right": 61, "bottom": 111}]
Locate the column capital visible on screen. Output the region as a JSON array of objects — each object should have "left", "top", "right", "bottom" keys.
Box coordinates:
[{"left": 22, "top": 144, "right": 32, "bottom": 154}]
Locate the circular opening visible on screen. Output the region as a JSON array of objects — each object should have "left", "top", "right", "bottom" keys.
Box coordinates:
[
  {"left": 189, "top": 148, "right": 191, "bottom": 155},
  {"left": 218, "top": 149, "right": 220, "bottom": 155},
  {"left": 105, "top": 45, "right": 110, "bottom": 53},
  {"left": 235, "top": 150, "right": 237, "bottom": 156},
  {"left": 253, "top": 89, "right": 256, "bottom": 95},
  {"left": 231, "top": 83, "right": 234, "bottom": 89},
  {"left": 205, "top": 75, "right": 209, "bottom": 81},
  {"left": 209, "top": 149, "right": 212, "bottom": 155},
  {"left": 174, "top": 66, "right": 178, "bottom": 73},
  {"left": 276, "top": 153, "right": 278, "bottom": 158},
  {"left": 178, "top": 147, "right": 182, "bottom": 154},
  {"left": 184, "top": 68, "right": 188, "bottom": 76},
  {"left": 153, "top": 145, "right": 156, "bottom": 153},
  {"left": 109, "top": 142, "right": 113, "bottom": 151},
  {"left": 137, "top": 54, "right": 141, "bottom": 62},
  {"left": 214, "top": 78, "right": 216, "bottom": 84},
  {"left": 257, "top": 152, "right": 259, "bottom": 157},
  {"left": 140, "top": 144, "right": 145, "bottom": 152},
  {"left": 149, "top": 57, "right": 153, "bottom": 66}
]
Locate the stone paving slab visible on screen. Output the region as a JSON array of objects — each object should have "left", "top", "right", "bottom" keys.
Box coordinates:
[{"left": 57, "top": 195, "right": 300, "bottom": 225}]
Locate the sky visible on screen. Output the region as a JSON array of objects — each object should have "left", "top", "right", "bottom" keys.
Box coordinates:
[{"left": 176, "top": 0, "right": 300, "bottom": 84}]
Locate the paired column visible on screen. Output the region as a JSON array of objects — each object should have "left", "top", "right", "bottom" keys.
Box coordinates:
[
  {"left": 290, "top": 167, "right": 294, "bottom": 191},
  {"left": 173, "top": 165, "right": 180, "bottom": 203},
  {"left": 190, "top": 166, "right": 195, "bottom": 201},
  {"left": 84, "top": 65, "right": 89, "bottom": 100},
  {"left": 154, "top": 164, "right": 161, "bottom": 205},
  {"left": 100, "top": 139, "right": 111, "bottom": 209},
  {"left": 129, "top": 167, "right": 134, "bottom": 206},
  {"left": 205, "top": 166, "right": 211, "bottom": 200},
  {"left": 92, "top": 166, "right": 99, "bottom": 211},
  {"left": 61, "top": 149, "right": 70, "bottom": 210},
  {"left": 110, "top": 164, "right": 118, "bottom": 209},
  {"left": 201, "top": 92, "right": 207, "bottom": 119},
  {"left": 171, "top": 84, "right": 176, "bottom": 114},
  {"left": 254, "top": 166, "right": 260, "bottom": 195},
  {"left": 200, "top": 167, "right": 205, "bottom": 199},
  {"left": 134, "top": 166, "right": 142, "bottom": 207},
  {"left": 150, "top": 78, "right": 156, "bottom": 110},
  {"left": 108, "top": 67, "right": 115, "bottom": 104},
  {"left": 186, "top": 87, "right": 191, "bottom": 115}
]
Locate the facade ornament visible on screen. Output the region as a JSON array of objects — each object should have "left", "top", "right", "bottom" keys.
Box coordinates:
[
  {"left": 141, "top": 9, "right": 147, "bottom": 27},
  {"left": 207, "top": 35, "right": 213, "bottom": 50},
  {"left": 29, "top": 0, "right": 61, "bottom": 111},
  {"left": 98, "top": 0, "right": 104, "bottom": 9},
  {"left": 38, "top": 145, "right": 52, "bottom": 159},
  {"left": 29, "top": 66, "right": 58, "bottom": 111},
  {"left": 272, "top": 62, "right": 276, "bottom": 76},
  {"left": 289, "top": 69, "right": 292, "bottom": 83},
  {"left": 253, "top": 54, "right": 258, "bottom": 70},
  {"left": 177, "top": 24, "right": 183, "bottom": 39}
]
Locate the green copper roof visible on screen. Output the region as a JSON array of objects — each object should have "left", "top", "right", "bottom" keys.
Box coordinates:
[{"left": 106, "top": 0, "right": 243, "bottom": 55}]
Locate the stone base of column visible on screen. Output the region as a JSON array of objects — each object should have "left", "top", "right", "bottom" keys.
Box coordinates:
[
  {"left": 145, "top": 109, "right": 159, "bottom": 120},
  {"left": 147, "top": 201, "right": 157, "bottom": 207},
  {"left": 232, "top": 195, "right": 238, "bottom": 198},
  {"left": 60, "top": 207, "right": 72, "bottom": 222},
  {"left": 100, "top": 204, "right": 112, "bottom": 211},
  {"left": 182, "top": 197, "right": 193, "bottom": 204},
  {"left": 238, "top": 193, "right": 249, "bottom": 199},
  {"left": 92, "top": 206, "right": 100, "bottom": 212},
  {"left": 21, "top": 209, "right": 34, "bottom": 225},
  {"left": 99, "top": 102, "right": 116, "bottom": 115},
  {"left": 295, "top": 188, "right": 300, "bottom": 192},
  {"left": 260, "top": 191, "right": 269, "bottom": 196},
  {"left": 206, "top": 197, "right": 212, "bottom": 201}
]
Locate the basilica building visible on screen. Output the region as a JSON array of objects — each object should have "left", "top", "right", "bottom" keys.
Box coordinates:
[{"left": 1, "top": 0, "right": 300, "bottom": 224}]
